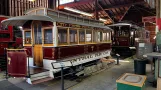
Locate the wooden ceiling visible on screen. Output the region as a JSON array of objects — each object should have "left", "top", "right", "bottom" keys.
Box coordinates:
[{"left": 58, "top": 0, "right": 156, "bottom": 25}]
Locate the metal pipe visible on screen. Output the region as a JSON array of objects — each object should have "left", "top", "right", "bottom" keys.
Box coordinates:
[{"left": 61, "top": 67, "right": 64, "bottom": 90}]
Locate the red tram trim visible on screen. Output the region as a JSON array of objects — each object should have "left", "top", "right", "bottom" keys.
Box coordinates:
[
  {"left": 43, "top": 43, "right": 111, "bottom": 60},
  {"left": 24, "top": 47, "right": 32, "bottom": 57}
]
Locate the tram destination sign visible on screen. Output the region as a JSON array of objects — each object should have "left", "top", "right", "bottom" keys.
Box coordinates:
[{"left": 56, "top": 22, "right": 104, "bottom": 30}]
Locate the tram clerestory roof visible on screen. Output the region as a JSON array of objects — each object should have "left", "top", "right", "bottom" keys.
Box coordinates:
[{"left": 1, "top": 7, "right": 112, "bottom": 31}]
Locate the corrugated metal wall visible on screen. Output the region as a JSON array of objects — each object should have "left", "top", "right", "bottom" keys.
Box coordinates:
[
  {"left": 0, "top": 0, "right": 55, "bottom": 16},
  {"left": 0, "top": 0, "right": 9, "bottom": 16},
  {"left": 9, "top": 0, "right": 49, "bottom": 16}
]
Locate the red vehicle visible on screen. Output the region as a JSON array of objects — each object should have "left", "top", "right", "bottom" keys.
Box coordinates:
[
  {"left": 0, "top": 16, "right": 22, "bottom": 71},
  {"left": 2, "top": 7, "right": 112, "bottom": 84},
  {"left": 109, "top": 23, "right": 150, "bottom": 57}
]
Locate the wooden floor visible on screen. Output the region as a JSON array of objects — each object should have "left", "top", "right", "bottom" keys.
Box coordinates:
[{"left": 28, "top": 67, "right": 48, "bottom": 75}]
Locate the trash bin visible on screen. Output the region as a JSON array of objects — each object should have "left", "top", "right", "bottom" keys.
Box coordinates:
[{"left": 134, "top": 58, "right": 147, "bottom": 75}]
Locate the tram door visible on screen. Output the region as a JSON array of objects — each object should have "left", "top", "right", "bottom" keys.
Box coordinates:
[{"left": 33, "top": 21, "right": 43, "bottom": 67}]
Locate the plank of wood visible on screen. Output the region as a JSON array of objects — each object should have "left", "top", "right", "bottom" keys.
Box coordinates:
[{"left": 157, "top": 78, "right": 161, "bottom": 90}]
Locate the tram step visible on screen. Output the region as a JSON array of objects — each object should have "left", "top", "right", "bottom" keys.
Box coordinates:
[
  {"left": 27, "top": 75, "right": 52, "bottom": 84},
  {"left": 27, "top": 71, "right": 52, "bottom": 84},
  {"left": 30, "top": 71, "right": 50, "bottom": 81},
  {"left": 31, "top": 74, "right": 50, "bottom": 81},
  {"left": 32, "top": 77, "right": 53, "bottom": 85}
]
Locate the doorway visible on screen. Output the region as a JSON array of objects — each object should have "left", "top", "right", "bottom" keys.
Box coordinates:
[{"left": 32, "top": 21, "right": 43, "bottom": 67}]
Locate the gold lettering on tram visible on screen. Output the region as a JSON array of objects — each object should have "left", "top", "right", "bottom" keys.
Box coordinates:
[{"left": 8, "top": 57, "right": 11, "bottom": 65}]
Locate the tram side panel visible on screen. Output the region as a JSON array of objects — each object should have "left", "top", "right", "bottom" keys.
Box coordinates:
[
  {"left": 42, "top": 43, "right": 111, "bottom": 60},
  {"left": 24, "top": 43, "right": 111, "bottom": 67}
]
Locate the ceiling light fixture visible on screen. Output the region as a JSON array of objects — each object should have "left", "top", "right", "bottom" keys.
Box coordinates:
[
  {"left": 63, "top": 7, "right": 108, "bottom": 22},
  {"left": 64, "top": 7, "right": 93, "bottom": 17},
  {"left": 28, "top": 0, "right": 35, "bottom": 1},
  {"left": 99, "top": 18, "right": 107, "bottom": 22}
]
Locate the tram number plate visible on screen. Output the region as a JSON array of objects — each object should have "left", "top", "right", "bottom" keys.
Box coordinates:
[{"left": 52, "top": 61, "right": 72, "bottom": 68}]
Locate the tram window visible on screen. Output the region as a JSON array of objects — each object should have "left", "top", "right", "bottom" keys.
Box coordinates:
[
  {"left": 44, "top": 29, "right": 53, "bottom": 44},
  {"left": 0, "top": 33, "right": 10, "bottom": 38},
  {"left": 70, "top": 29, "right": 77, "bottom": 43},
  {"left": 0, "top": 24, "right": 8, "bottom": 30},
  {"left": 107, "top": 32, "right": 110, "bottom": 41},
  {"left": 25, "top": 31, "right": 31, "bottom": 44},
  {"left": 97, "top": 31, "right": 102, "bottom": 42},
  {"left": 93, "top": 31, "right": 97, "bottom": 42},
  {"left": 34, "top": 24, "right": 42, "bottom": 44},
  {"left": 103, "top": 32, "right": 107, "bottom": 41},
  {"left": 86, "top": 30, "right": 92, "bottom": 42},
  {"left": 58, "top": 28, "right": 67, "bottom": 44},
  {"left": 79, "top": 30, "right": 85, "bottom": 43}
]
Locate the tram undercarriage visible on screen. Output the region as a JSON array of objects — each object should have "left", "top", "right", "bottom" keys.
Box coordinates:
[{"left": 26, "top": 50, "right": 114, "bottom": 84}]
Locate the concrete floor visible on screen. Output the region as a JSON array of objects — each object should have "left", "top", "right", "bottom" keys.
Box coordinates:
[{"left": 0, "top": 57, "right": 156, "bottom": 90}]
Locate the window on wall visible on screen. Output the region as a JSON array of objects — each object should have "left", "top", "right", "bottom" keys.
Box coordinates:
[
  {"left": 70, "top": 29, "right": 77, "bottom": 43},
  {"left": 79, "top": 30, "right": 85, "bottom": 43},
  {"left": 44, "top": 29, "right": 53, "bottom": 44},
  {"left": 25, "top": 31, "right": 31, "bottom": 44},
  {"left": 58, "top": 28, "right": 68, "bottom": 44},
  {"left": 86, "top": 30, "right": 92, "bottom": 42}
]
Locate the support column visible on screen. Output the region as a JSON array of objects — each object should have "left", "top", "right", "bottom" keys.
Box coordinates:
[
  {"left": 53, "top": 22, "right": 58, "bottom": 47},
  {"left": 156, "top": 0, "right": 161, "bottom": 89},
  {"left": 95, "top": 0, "right": 99, "bottom": 20},
  {"left": 156, "top": 0, "right": 160, "bottom": 32}
]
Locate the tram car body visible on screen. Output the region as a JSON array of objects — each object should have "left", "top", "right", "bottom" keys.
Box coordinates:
[
  {"left": 0, "top": 16, "right": 22, "bottom": 71},
  {"left": 2, "top": 7, "right": 112, "bottom": 84},
  {"left": 109, "top": 23, "right": 150, "bottom": 57}
]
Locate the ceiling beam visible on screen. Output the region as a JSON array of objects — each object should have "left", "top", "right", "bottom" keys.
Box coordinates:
[
  {"left": 97, "top": 2, "right": 114, "bottom": 23},
  {"left": 84, "top": 1, "right": 146, "bottom": 14},
  {"left": 60, "top": 0, "right": 94, "bottom": 7},
  {"left": 119, "top": 6, "right": 132, "bottom": 22},
  {"left": 103, "top": 1, "right": 146, "bottom": 10}
]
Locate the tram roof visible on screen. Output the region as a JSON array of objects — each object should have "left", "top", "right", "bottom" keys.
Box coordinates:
[
  {"left": 1, "top": 7, "right": 112, "bottom": 30},
  {"left": 107, "top": 22, "right": 140, "bottom": 29}
]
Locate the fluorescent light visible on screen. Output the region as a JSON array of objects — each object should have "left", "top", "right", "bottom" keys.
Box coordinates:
[
  {"left": 19, "top": 26, "right": 23, "bottom": 29},
  {"left": 28, "top": 0, "right": 35, "bottom": 1},
  {"left": 107, "top": 23, "right": 132, "bottom": 26},
  {"left": 64, "top": 7, "right": 93, "bottom": 17},
  {"left": 99, "top": 18, "right": 107, "bottom": 22}
]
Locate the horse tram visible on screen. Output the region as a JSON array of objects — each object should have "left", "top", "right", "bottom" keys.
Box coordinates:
[{"left": 2, "top": 7, "right": 113, "bottom": 84}]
